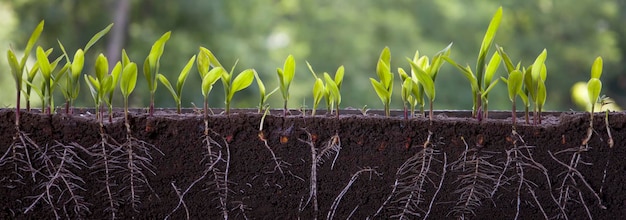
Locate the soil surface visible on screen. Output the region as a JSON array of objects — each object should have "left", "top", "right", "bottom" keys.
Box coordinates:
[{"left": 0, "top": 108, "right": 624, "bottom": 219}]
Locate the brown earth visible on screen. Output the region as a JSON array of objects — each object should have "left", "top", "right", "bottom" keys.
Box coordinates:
[{"left": 0, "top": 108, "right": 624, "bottom": 219}]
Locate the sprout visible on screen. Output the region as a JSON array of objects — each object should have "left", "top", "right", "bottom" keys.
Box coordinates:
[
  {"left": 254, "top": 70, "right": 278, "bottom": 114},
  {"left": 276, "top": 55, "right": 296, "bottom": 116},
  {"left": 120, "top": 62, "right": 138, "bottom": 130},
  {"left": 84, "top": 54, "right": 118, "bottom": 122},
  {"left": 158, "top": 55, "right": 196, "bottom": 114},
  {"left": 497, "top": 45, "right": 524, "bottom": 127},
  {"left": 57, "top": 23, "right": 113, "bottom": 114},
  {"left": 524, "top": 49, "right": 548, "bottom": 124},
  {"left": 7, "top": 20, "right": 44, "bottom": 116},
  {"left": 407, "top": 43, "right": 452, "bottom": 122},
  {"left": 370, "top": 47, "right": 393, "bottom": 117},
  {"left": 143, "top": 31, "right": 171, "bottom": 116},
  {"left": 200, "top": 66, "right": 225, "bottom": 118},
  {"left": 587, "top": 56, "right": 603, "bottom": 123},
  {"left": 444, "top": 7, "right": 502, "bottom": 120}
]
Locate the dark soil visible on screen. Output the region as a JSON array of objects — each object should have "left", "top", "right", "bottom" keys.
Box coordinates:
[{"left": 0, "top": 108, "right": 624, "bottom": 219}]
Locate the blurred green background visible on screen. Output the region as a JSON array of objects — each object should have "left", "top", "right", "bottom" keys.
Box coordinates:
[{"left": 1, "top": 0, "right": 624, "bottom": 111}]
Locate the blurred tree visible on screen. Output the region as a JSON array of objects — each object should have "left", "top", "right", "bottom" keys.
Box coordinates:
[{"left": 1, "top": 0, "right": 623, "bottom": 111}]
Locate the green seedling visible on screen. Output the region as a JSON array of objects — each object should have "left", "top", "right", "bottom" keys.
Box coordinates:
[
  {"left": 397, "top": 51, "right": 426, "bottom": 119},
  {"left": 7, "top": 20, "right": 44, "bottom": 116},
  {"left": 84, "top": 54, "right": 118, "bottom": 122},
  {"left": 35, "top": 46, "right": 69, "bottom": 114},
  {"left": 143, "top": 31, "right": 171, "bottom": 116},
  {"left": 200, "top": 66, "right": 225, "bottom": 118},
  {"left": 307, "top": 62, "right": 343, "bottom": 116},
  {"left": 406, "top": 43, "right": 452, "bottom": 122},
  {"left": 120, "top": 62, "right": 138, "bottom": 130},
  {"left": 276, "top": 55, "right": 296, "bottom": 116},
  {"left": 497, "top": 46, "right": 525, "bottom": 127},
  {"left": 157, "top": 55, "right": 196, "bottom": 114},
  {"left": 57, "top": 23, "right": 113, "bottom": 114},
  {"left": 370, "top": 47, "right": 393, "bottom": 117},
  {"left": 197, "top": 47, "right": 255, "bottom": 114},
  {"left": 254, "top": 70, "right": 279, "bottom": 113},
  {"left": 307, "top": 62, "right": 325, "bottom": 116},
  {"left": 324, "top": 66, "right": 344, "bottom": 117},
  {"left": 587, "top": 56, "right": 603, "bottom": 122},
  {"left": 524, "top": 49, "right": 548, "bottom": 124},
  {"left": 444, "top": 7, "right": 502, "bottom": 120}
]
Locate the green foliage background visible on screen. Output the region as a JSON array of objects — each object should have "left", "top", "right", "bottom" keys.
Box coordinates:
[{"left": 1, "top": 0, "right": 624, "bottom": 111}]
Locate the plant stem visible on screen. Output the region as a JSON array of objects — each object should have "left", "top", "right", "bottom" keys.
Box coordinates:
[
  {"left": 225, "top": 101, "right": 231, "bottom": 115},
  {"left": 149, "top": 94, "right": 154, "bottom": 117},
  {"left": 429, "top": 100, "right": 434, "bottom": 124},
  {"left": 512, "top": 100, "right": 516, "bottom": 127},
  {"left": 283, "top": 99, "right": 288, "bottom": 117}
]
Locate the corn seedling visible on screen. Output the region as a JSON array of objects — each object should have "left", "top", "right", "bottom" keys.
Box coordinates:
[
  {"left": 397, "top": 68, "right": 417, "bottom": 119},
  {"left": 197, "top": 59, "right": 225, "bottom": 118},
  {"left": 445, "top": 7, "right": 502, "bottom": 120},
  {"left": 370, "top": 47, "right": 393, "bottom": 117},
  {"left": 306, "top": 62, "right": 344, "bottom": 117},
  {"left": 276, "top": 55, "right": 296, "bottom": 116},
  {"left": 221, "top": 64, "right": 255, "bottom": 115},
  {"left": 143, "top": 31, "right": 171, "bottom": 116},
  {"left": 497, "top": 45, "right": 527, "bottom": 127},
  {"left": 407, "top": 43, "right": 452, "bottom": 122},
  {"left": 254, "top": 70, "right": 278, "bottom": 113},
  {"left": 524, "top": 49, "right": 548, "bottom": 124},
  {"left": 372, "top": 132, "right": 448, "bottom": 220},
  {"left": 7, "top": 20, "right": 44, "bottom": 114},
  {"left": 2, "top": 21, "right": 44, "bottom": 188},
  {"left": 298, "top": 131, "right": 342, "bottom": 219},
  {"left": 58, "top": 23, "right": 113, "bottom": 114},
  {"left": 585, "top": 56, "right": 603, "bottom": 140},
  {"left": 157, "top": 55, "right": 196, "bottom": 114},
  {"left": 84, "top": 54, "right": 119, "bottom": 122},
  {"left": 35, "top": 46, "right": 69, "bottom": 114}
]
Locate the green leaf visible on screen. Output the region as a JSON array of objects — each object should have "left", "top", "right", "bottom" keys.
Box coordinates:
[
  {"left": 312, "top": 78, "right": 325, "bottom": 108},
  {"left": 496, "top": 45, "right": 516, "bottom": 74},
  {"left": 84, "top": 23, "right": 113, "bottom": 52},
  {"left": 306, "top": 61, "right": 319, "bottom": 78},
  {"left": 283, "top": 55, "right": 296, "bottom": 86},
  {"left": 148, "top": 31, "right": 171, "bottom": 69},
  {"left": 587, "top": 78, "right": 602, "bottom": 107},
  {"left": 7, "top": 49, "right": 21, "bottom": 84},
  {"left": 143, "top": 57, "right": 152, "bottom": 91},
  {"left": 443, "top": 56, "right": 478, "bottom": 92},
  {"left": 122, "top": 49, "right": 131, "bottom": 67},
  {"left": 36, "top": 47, "right": 51, "bottom": 80},
  {"left": 229, "top": 69, "right": 255, "bottom": 101},
  {"left": 324, "top": 73, "right": 341, "bottom": 105},
  {"left": 21, "top": 20, "right": 44, "bottom": 68},
  {"left": 204, "top": 48, "right": 223, "bottom": 68},
  {"left": 401, "top": 78, "right": 413, "bottom": 103},
  {"left": 71, "top": 49, "right": 85, "bottom": 79},
  {"left": 157, "top": 73, "right": 178, "bottom": 102},
  {"left": 110, "top": 62, "right": 122, "bottom": 91},
  {"left": 202, "top": 67, "right": 224, "bottom": 98},
  {"left": 120, "top": 62, "right": 138, "bottom": 98},
  {"left": 477, "top": 6, "right": 502, "bottom": 85},
  {"left": 590, "top": 56, "right": 603, "bottom": 79},
  {"left": 177, "top": 55, "right": 196, "bottom": 96},
  {"left": 398, "top": 68, "right": 409, "bottom": 81},
  {"left": 377, "top": 47, "right": 391, "bottom": 79},
  {"left": 370, "top": 78, "right": 389, "bottom": 105},
  {"left": 482, "top": 79, "right": 500, "bottom": 98},
  {"left": 95, "top": 54, "right": 108, "bottom": 81},
  {"left": 254, "top": 70, "right": 266, "bottom": 98},
  {"left": 531, "top": 49, "right": 547, "bottom": 83},
  {"left": 84, "top": 75, "right": 100, "bottom": 104},
  {"left": 507, "top": 70, "right": 523, "bottom": 102},
  {"left": 335, "top": 65, "right": 344, "bottom": 89},
  {"left": 430, "top": 42, "right": 453, "bottom": 80},
  {"left": 484, "top": 52, "right": 501, "bottom": 87},
  {"left": 197, "top": 47, "right": 211, "bottom": 78},
  {"left": 537, "top": 80, "right": 547, "bottom": 109},
  {"left": 409, "top": 59, "right": 435, "bottom": 101}
]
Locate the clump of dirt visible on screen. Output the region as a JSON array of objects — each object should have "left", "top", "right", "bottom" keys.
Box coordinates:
[{"left": 0, "top": 109, "right": 623, "bottom": 219}]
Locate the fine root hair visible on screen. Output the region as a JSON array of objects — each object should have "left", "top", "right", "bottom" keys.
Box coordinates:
[{"left": 327, "top": 167, "right": 381, "bottom": 220}]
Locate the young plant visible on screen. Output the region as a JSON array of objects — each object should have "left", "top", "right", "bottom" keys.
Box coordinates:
[
  {"left": 84, "top": 54, "right": 117, "bottom": 122},
  {"left": 199, "top": 65, "right": 225, "bottom": 119},
  {"left": 587, "top": 56, "right": 603, "bottom": 124},
  {"left": 157, "top": 55, "right": 196, "bottom": 114},
  {"left": 58, "top": 23, "right": 113, "bottom": 114},
  {"left": 254, "top": 71, "right": 278, "bottom": 113},
  {"left": 120, "top": 62, "right": 138, "bottom": 131},
  {"left": 407, "top": 43, "right": 452, "bottom": 122},
  {"left": 276, "top": 55, "right": 296, "bottom": 116},
  {"left": 7, "top": 20, "right": 44, "bottom": 115},
  {"left": 397, "top": 51, "right": 426, "bottom": 118},
  {"left": 444, "top": 7, "right": 502, "bottom": 120},
  {"left": 306, "top": 62, "right": 344, "bottom": 116},
  {"left": 370, "top": 47, "right": 393, "bottom": 116},
  {"left": 35, "top": 46, "right": 70, "bottom": 114},
  {"left": 524, "top": 49, "right": 548, "bottom": 124},
  {"left": 143, "top": 31, "right": 171, "bottom": 116}
]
